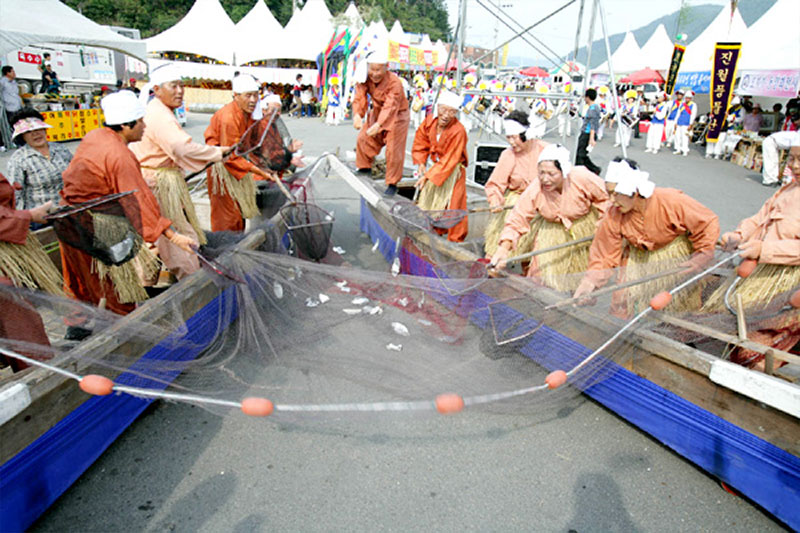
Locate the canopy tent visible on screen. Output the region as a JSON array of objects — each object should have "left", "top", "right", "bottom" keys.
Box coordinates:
[
  {"left": 235, "top": 0, "right": 283, "bottom": 65},
  {"left": 619, "top": 67, "right": 664, "bottom": 84},
  {"left": 147, "top": 58, "right": 317, "bottom": 85},
  {"left": 519, "top": 66, "right": 549, "bottom": 77},
  {"left": 594, "top": 32, "right": 645, "bottom": 75},
  {"left": 0, "top": 0, "right": 146, "bottom": 61},
  {"left": 738, "top": 0, "right": 800, "bottom": 71},
  {"left": 638, "top": 24, "right": 673, "bottom": 72},
  {"left": 146, "top": 0, "right": 235, "bottom": 64},
  {"left": 341, "top": 2, "right": 364, "bottom": 33},
  {"left": 388, "top": 20, "right": 410, "bottom": 46},
  {"left": 279, "top": 0, "right": 334, "bottom": 61},
  {"left": 676, "top": 5, "right": 747, "bottom": 93}
]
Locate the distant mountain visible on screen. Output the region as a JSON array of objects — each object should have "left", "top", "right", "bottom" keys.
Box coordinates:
[{"left": 566, "top": 1, "right": 774, "bottom": 69}]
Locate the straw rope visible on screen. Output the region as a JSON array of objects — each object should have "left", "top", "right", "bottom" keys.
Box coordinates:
[
  {"left": 702, "top": 263, "right": 800, "bottom": 314},
  {"left": 0, "top": 233, "right": 64, "bottom": 295},
  {"left": 417, "top": 164, "right": 463, "bottom": 212},
  {"left": 531, "top": 209, "right": 598, "bottom": 293},
  {"left": 210, "top": 162, "right": 259, "bottom": 221},
  {"left": 622, "top": 235, "right": 699, "bottom": 316},
  {"left": 152, "top": 167, "right": 207, "bottom": 245},
  {"left": 483, "top": 190, "right": 520, "bottom": 256}
]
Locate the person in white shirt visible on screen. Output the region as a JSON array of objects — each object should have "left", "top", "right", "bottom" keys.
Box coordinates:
[
  {"left": 761, "top": 129, "right": 800, "bottom": 186},
  {"left": 1, "top": 66, "right": 24, "bottom": 150}
]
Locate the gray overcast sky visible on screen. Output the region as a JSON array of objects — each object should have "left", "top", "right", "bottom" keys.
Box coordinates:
[{"left": 444, "top": 0, "right": 731, "bottom": 61}]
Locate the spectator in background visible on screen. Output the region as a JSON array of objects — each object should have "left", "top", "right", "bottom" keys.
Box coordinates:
[
  {"left": 6, "top": 109, "right": 72, "bottom": 216},
  {"left": 300, "top": 85, "right": 313, "bottom": 117},
  {"left": 128, "top": 78, "right": 140, "bottom": 95},
  {"left": 289, "top": 74, "right": 303, "bottom": 117},
  {"left": 41, "top": 63, "right": 60, "bottom": 94},
  {"left": 773, "top": 103, "right": 784, "bottom": 128},
  {"left": 1, "top": 66, "right": 23, "bottom": 151},
  {"left": 38, "top": 53, "right": 51, "bottom": 93},
  {"left": 115, "top": 79, "right": 124, "bottom": 92},
  {"left": 742, "top": 103, "right": 763, "bottom": 134}
]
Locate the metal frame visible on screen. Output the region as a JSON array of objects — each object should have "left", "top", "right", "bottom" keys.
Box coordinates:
[{"left": 446, "top": 0, "right": 627, "bottom": 158}]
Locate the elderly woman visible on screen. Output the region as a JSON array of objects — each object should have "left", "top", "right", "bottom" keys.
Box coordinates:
[
  {"left": 490, "top": 144, "right": 610, "bottom": 292},
  {"left": 573, "top": 159, "right": 720, "bottom": 316},
  {"left": 707, "top": 139, "right": 800, "bottom": 370},
  {"left": 6, "top": 109, "right": 72, "bottom": 213},
  {"left": 482, "top": 110, "right": 550, "bottom": 257}
]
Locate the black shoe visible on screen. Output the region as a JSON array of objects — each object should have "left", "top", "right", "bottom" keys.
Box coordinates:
[
  {"left": 356, "top": 167, "right": 372, "bottom": 174},
  {"left": 65, "top": 326, "right": 92, "bottom": 341},
  {"left": 384, "top": 184, "right": 398, "bottom": 197}
]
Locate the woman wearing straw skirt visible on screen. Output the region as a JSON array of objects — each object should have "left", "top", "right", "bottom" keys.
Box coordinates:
[
  {"left": 131, "top": 64, "right": 225, "bottom": 279},
  {"left": 710, "top": 139, "right": 800, "bottom": 369},
  {"left": 0, "top": 173, "right": 55, "bottom": 371},
  {"left": 483, "top": 111, "right": 550, "bottom": 257},
  {"left": 413, "top": 90, "right": 469, "bottom": 243},
  {"left": 490, "top": 144, "right": 610, "bottom": 293},
  {"left": 573, "top": 159, "right": 720, "bottom": 317}
]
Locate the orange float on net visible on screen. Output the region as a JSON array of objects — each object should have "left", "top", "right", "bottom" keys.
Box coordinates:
[
  {"left": 649, "top": 291, "right": 673, "bottom": 311},
  {"left": 789, "top": 289, "right": 800, "bottom": 309},
  {"left": 241, "top": 397, "right": 274, "bottom": 417},
  {"left": 545, "top": 370, "right": 568, "bottom": 389},
  {"left": 435, "top": 393, "right": 464, "bottom": 414},
  {"left": 79, "top": 374, "right": 114, "bottom": 396},
  {"left": 737, "top": 259, "right": 758, "bottom": 278}
]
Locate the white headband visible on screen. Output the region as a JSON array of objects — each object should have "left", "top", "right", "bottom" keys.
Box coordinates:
[
  {"left": 232, "top": 74, "right": 259, "bottom": 94},
  {"left": 537, "top": 144, "right": 572, "bottom": 176},
  {"left": 608, "top": 161, "right": 654, "bottom": 198},
  {"left": 436, "top": 90, "right": 462, "bottom": 110}
]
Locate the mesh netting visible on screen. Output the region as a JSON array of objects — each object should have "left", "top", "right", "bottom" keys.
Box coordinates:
[
  {"left": 45, "top": 191, "right": 144, "bottom": 266},
  {"left": 280, "top": 203, "right": 334, "bottom": 262},
  {"left": 237, "top": 110, "right": 294, "bottom": 173}
]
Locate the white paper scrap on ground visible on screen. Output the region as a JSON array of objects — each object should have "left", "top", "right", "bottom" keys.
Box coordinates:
[
  {"left": 305, "top": 298, "right": 319, "bottom": 308},
  {"left": 386, "top": 343, "right": 403, "bottom": 352},
  {"left": 333, "top": 246, "right": 346, "bottom": 255},
  {"left": 351, "top": 297, "right": 369, "bottom": 305},
  {"left": 372, "top": 240, "right": 380, "bottom": 252},
  {"left": 318, "top": 294, "right": 330, "bottom": 303},
  {"left": 391, "top": 322, "right": 410, "bottom": 336},
  {"left": 342, "top": 308, "right": 362, "bottom": 315},
  {"left": 273, "top": 281, "right": 283, "bottom": 299}
]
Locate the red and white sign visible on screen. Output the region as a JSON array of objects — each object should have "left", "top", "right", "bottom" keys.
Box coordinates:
[{"left": 17, "top": 52, "right": 42, "bottom": 65}]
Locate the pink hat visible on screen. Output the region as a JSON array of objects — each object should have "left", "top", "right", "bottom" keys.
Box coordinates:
[{"left": 11, "top": 117, "right": 51, "bottom": 141}]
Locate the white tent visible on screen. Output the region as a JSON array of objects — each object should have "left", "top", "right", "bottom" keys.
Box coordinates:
[
  {"left": 146, "top": 0, "right": 235, "bottom": 64},
  {"left": 389, "top": 20, "right": 408, "bottom": 45},
  {"left": 0, "top": 0, "right": 146, "bottom": 61},
  {"left": 279, "top": 0, "right": 334, "bottom": 61},
  {"left": 594, "top": 32, "right": 644, "bottom": 74},
  {"left": 342, "top": 2, "right": 364, "bottom": 33},
  {"left": 679, "top": 5, "right": 747, "bottom": 72},
  {"left": 639, "top": 24, "right": 673, "bottom": 72},
  {"left": 738, "top": 0, "right": 800, "bottom": 70},
  {"left": 236, "top": 0, "right": 283, "bottom": 65}
]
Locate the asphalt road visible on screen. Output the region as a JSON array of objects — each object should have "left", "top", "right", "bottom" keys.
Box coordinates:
[{"left": 12, "top": 112, "right": 785, "bottom": 532}]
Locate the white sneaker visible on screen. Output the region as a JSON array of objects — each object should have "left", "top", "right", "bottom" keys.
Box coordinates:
[
  {"left": 673, "top": 150, "right": 681, "bottom": 155},
  {"left": 705, "top": 154, "right": 711, "bottom": 159},
  {"left": 682, "top": 152, "right": 688, "bottom": 156},
  {"left": 613, "top": 143, "right": 620, "bottom": 147}
]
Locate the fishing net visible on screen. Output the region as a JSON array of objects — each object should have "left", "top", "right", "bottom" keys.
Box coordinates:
[
  {"left": 280, "top": 202, "right": 334, "bottom": 262},
  {"left": 237, "top": 110, "right": 295, "bottom": 173},
  {"left": 45, "top": 191, "right": 144, "bottom": 267}
]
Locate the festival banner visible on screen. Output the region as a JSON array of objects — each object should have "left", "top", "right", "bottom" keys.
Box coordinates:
[
  {"left": 738, "top": 69, "right": 800, "bottom": 98},
  {"left": 706, "top": 42, "right": 741, "bottom": 143},
  {"left": 388, "top": 41, "right": 400, "bottom": 63},
  {"left": 664, "top": 44, "right": 686, "bottom": 95}
]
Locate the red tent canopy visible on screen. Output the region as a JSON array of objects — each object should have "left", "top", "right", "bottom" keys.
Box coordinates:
[
  {"left": 619, "top": 68, "right": 664, "bottom": 84},
  {"left": 519, "top": 66, "right": 549, "bottom": 77}
]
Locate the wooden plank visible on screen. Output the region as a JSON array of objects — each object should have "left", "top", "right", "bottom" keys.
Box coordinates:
[{"left": 709, "top": 359, "right": 800, "bottom": 419}]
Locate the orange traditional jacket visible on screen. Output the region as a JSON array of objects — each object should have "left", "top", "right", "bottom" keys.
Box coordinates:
[
  {"left": 60, "top": 128, "right": 171, "bottom": 243},
  {"left": 587, "top": 187, "right": 720, "bottom": 287},
  {"left": 352, "top": 72, "right": 409, "bottom": 133},
  {"left": 0, "top": 173, "right": 30, "bottom": 245},
  {"left": 500, "top": 166, "right": 610, "bottom": 247},
  {"left": 412, "top": 115, "right": 469, "bottom": 241},
  {"left": 484, "top": 140, "right": 550, "bottom": 207},
  {"left": 205, "top": 101, "right": 260, "bottom": 180},
  {"left": 731, "top": 180, "right": 800, "bottom": 265}
]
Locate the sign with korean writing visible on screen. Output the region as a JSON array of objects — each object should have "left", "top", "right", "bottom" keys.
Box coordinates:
[
  {"left": 17, "top": 52, "right": 41, "bottom": 65},
  {"left": 706, "top": 42, "right": 741, "bottom": 143},
  {"left": 664, "top": 44, "right": 686, "bottom": 95},
  {"left": 675, "top": 71, "right": 712, "bottom": 94},
  {"left": 738, "top": 69, "right": 800, "bottom": 98}
]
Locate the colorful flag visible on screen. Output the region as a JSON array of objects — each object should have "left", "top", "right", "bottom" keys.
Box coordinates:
[
  {"left": 706, "top": 42, "right": 741, "bottom": 143},
  {"left": 665, "top": 44, "right": 686, "bottom": 95}
]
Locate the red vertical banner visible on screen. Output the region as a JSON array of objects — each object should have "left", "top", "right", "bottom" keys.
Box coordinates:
[
  {"left": 706, "top": 42, "right": 741, "bottom": 143},
  {"left": 664, "top": 44, "right": 686, "bottom": 96}
]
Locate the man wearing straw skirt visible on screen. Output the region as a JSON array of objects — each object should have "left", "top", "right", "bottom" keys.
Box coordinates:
[
  {"left": 573, "top": 159, "right": 719, "bottom": 317},
  {"left": 0, "top": 172, "right": 56, "bottom": 371},
  {"left": 412, "top": 90, "right": 469, "bottom": 242},
  {"left": 712, "top": 137, "right": 800, "bottom": 370},
  {"left": 205, "top": 74, "right": 276, "bottom": 232},
  {"left": 60, "top": 91, "right": 197, "bottom": 315},
  {"left": 352, "top": 47, "right": 410, "bottom": 197},
  {"left": 131, "top": 65, "right": 225, "bottom": 279},
  {"left": 490, "top": 144, "right": 610, "bottom": 292},
  {"left": 483, "top": 111, "right": 550, "bottom": 257}
]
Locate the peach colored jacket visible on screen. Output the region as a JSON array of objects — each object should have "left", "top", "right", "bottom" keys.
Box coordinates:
[
  {"left": 484, "top": 140, "right": 549, "bottom": 207},
  {"left": 586, "top": 187, "right": 720, "bottom": 287},
  {"left": 499, "top": 165, "right": 610, "bottom": 247},
  {"left": 130, "top": 98, "right": 223, "bottom": 185},
  {"left": 729, "top": 179, "right": 800, "bottom": 265}
]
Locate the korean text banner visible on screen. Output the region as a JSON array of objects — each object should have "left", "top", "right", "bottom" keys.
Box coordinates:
[
  {"left": 665, "top": 44, "right": 686, "bottom": 95},
  {"left": 738, "top": 69, "right": 800, "bottom": 98},
  {"left": 707, "top": 42, "right": 741, "bottom": 143}
]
